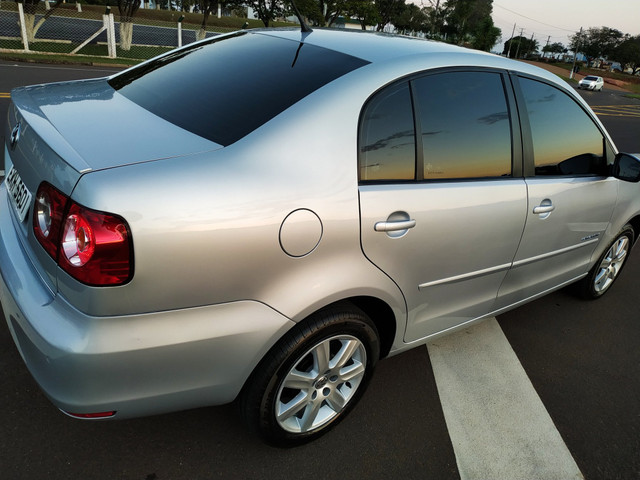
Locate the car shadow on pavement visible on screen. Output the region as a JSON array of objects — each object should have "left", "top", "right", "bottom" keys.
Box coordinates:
[{"left": 1, "top": 325, "right": 459, "bottom": 480}]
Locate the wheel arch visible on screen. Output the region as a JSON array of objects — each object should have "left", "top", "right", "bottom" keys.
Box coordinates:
[
  {"left": 340, "top": 296, "right": 397, "bottom": 359},
  {"left": 625, "top": 215, "right": 640, "bottom": 244},
  {"left": 284, "top": 296, "right": 398, "bottom": 360}
]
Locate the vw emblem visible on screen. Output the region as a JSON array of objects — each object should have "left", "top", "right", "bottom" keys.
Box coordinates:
[{"left": 10, "top": 122, "right": 21, "bottom": 150}]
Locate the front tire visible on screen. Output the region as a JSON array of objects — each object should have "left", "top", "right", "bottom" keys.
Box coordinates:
[
  {"left": 240, "top": 305, "right": 380, "bottom": 446},
  {"left": 578, "top": 226, "right": 634, "bottom": 299}
]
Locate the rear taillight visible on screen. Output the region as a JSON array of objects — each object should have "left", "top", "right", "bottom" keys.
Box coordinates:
[
  {"left": 33, "top": 182, "right": 133, "bottom": 286},
  {"left": 33, "top": 183, "right": 67, "bottom": 259}
]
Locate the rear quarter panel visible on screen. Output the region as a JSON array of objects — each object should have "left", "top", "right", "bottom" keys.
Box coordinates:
[{"left": 64, "top": 62, "right": 409, "bottom": 343}]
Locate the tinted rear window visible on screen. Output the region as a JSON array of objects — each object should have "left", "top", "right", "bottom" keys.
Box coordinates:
[{"left": 109, "top": 32, "right": 369, "bottom": 146}]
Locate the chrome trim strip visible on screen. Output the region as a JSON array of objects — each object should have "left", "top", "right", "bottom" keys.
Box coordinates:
[
  {"left": 418, "top": 263, "right": 511, "bottom": 290},
  {"left": 418, "top": 238, "right": 599, "bottom": 290},
  {"left": 511, "top": 238, "right": 599, "bottom": 269},
  {"left": 401, "top": 273, "right": 587, "bottom": 352}
]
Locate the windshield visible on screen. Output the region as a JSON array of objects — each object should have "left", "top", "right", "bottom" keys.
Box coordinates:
[{"left": 109, "top": 32, "right": 369, "bottom": 146}]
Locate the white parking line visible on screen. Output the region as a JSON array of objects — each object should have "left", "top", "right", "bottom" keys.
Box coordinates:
[{"left": 427, "top": 318, "right": 584, "bottom": 480}]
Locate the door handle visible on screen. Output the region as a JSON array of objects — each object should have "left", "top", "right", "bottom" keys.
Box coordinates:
[
  {"left": 374, "top": 219, "right": 416, "bottom": 232},
  {"left": 533, "top": 199, "right": 555, "bottom": 219},
  {"left": 533, "top": 205, "right": 555, "bottom": 214}
]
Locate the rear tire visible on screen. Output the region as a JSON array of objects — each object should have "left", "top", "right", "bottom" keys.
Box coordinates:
[
  {"left": 240, "top": 304, "right": 380, "bottom": 446},
  {"left": 578, "top": 226, "right": 634, "bottom": 299}
]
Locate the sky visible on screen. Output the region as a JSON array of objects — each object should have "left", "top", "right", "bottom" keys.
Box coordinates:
[{"left": 490, "top": 0, "right": 640, "bottom": 51}]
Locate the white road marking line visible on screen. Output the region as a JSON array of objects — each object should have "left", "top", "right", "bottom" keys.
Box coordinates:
[{"left": 427, "top": 318, "right": 584, "bottom": 480}]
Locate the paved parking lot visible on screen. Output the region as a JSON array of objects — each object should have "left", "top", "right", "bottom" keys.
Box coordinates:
[{"left": 0, "top": 61, "right": 639, "bottom": 480}]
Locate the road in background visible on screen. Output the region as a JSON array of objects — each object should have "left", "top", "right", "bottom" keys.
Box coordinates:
[
  {"left": 580, "top": 89, "right": 640, "bottom": 153},
  {"left": 0, "top": 61, "right": 123, "bottom": 172},
  {"left": 0, "top": 61, "right": 639, "bottom": 480}
]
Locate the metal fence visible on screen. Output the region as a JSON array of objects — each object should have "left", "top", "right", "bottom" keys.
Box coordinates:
[{"left": 0, "top": 1, "right": 222, "bottom": 61}]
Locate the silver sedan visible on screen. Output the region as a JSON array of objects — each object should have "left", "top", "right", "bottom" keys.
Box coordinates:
[{"left": 2, "top": 28, "right": 640, "bottom": 446}]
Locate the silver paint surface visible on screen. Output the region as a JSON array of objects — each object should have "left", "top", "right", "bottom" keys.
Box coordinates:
[{"left": 1, "top": 29, "right": 639, "bottom": 419}]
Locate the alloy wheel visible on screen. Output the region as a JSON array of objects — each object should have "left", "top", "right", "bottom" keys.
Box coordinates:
[
  {"left": 593, "top": 236, "right": 629, "bottom": 293},
  {"left": 275, "top": 335, "right": 367, "bottom": 434}
]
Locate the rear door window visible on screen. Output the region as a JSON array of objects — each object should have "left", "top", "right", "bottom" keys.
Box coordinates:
[
  {"left": 413, "top": 71, "right": 512, "bottom": 180},
  {"left": 358, "top": 70, "right": 513, "bottom": 182}
]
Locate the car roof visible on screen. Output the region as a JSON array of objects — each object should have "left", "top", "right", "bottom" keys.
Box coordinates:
[
  {"left": 258, "top": 28, "right": 489, "bottom": 63},
  {"left": 254, "top": 28, "right": 564, "bottom": 85}
]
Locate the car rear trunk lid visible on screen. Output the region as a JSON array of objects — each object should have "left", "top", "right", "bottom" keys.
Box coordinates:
[
  {"left": 10, "top": 77, "right": 221, "bottom": 173},
  {"left": 4, "top": 78, "right": 219, "bottom": 294}
]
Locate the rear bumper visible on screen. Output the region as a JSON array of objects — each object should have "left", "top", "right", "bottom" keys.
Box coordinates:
[{"left": 0, "top": 182, "right": 294, "bottom": 419}]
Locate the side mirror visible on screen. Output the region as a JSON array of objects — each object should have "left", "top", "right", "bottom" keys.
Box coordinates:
[{"left": 612, "top": 153, "right": 640, "bottom": 183}]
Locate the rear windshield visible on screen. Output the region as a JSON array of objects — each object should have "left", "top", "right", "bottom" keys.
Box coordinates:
[{"left": 109, "top": 31, "right": 369, "bottom": 146}]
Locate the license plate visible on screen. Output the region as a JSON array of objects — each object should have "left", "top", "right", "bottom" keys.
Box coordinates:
[{"left": 6, "top": 166, "right": 32, "bottom": 223}]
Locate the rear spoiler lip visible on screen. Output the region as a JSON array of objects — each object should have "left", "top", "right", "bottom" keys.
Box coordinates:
[{"left": 10, "top": 87, "right": 93, "bottom": 174}]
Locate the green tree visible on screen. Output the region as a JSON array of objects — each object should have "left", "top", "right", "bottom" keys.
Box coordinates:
[
  {"left": 118, "top": 0, "right": 141, "bottom": 51},
  {"left": 194, "top": 0, "right": 219, "bottom": 40},
  {"left": 423, "top": 0, "right": 445, "bottom": 37},
  {"left": 311, "top": 0, "right": 346, "bottom": 26},
  {"left": 246, "top": 0, "right": 286, "bottom": 27},
  {"left": 391, "top": 2, "right": 427, "bottom": 35},
  {"left": 503, "top": 35, "right": 538, "bottom": 58},
  {"left": 374, "top": 0, "right": 406, "bottom": 32},
  {"left": 569, "top": 27, "right": 624, "bottom": 63},
  {"left": 542, "top": 41, "right": 567, "bottom": 58},
  {"left": 470, "top": 15, "right": 500, "bottom": 51},
  {"left": 436, "top": 0, "right": 499, "bottom": 49},
  {"left": 296, "top": 0, "right": 324, "bottom": 25},
  {"left": 614, "top": 36, "right": 640, "bottom": 74},
  {"left": 442, "top": 0, "right": 493, "bottom": 45},
  {"left": 15, "top": 0, "right": 64, "bottom": 44},
  {"left": 346, "top": 0, "right": 380, "bottom": 30}
]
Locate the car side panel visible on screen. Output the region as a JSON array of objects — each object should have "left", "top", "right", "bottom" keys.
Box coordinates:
[
  {"left": 360, "top": 181, "right": 527, "bottom": 343},
  {"left": 495, "top": 177, "right": 617, "bottom": 307},
  {"left": 61, "top": 69, "right": 408, "bottom": 338}
]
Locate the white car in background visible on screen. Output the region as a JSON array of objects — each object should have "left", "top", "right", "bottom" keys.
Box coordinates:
[{"left": 578, "top": 75, "right": 605, "bottom": 91}]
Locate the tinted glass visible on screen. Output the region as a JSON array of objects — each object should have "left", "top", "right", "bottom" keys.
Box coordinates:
[
  {"left": 519, "top": 77, "right": 605, "bottom": 176},
  {"left": 359, "top": 82, "right": 415, "bottom": 181},
  {"left": 413, "top": 72, "right": 511, "bottom": 180},
  {"left": 110, "top": 32, "right": 369, "bottom": 146}
]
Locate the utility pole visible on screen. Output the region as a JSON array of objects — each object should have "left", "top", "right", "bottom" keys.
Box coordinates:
[
  {"left": 506, "top": 22, "right": 516, "bottom": 58},
  {"left": 529, "top": 32, "right": 535, "bottom": 58},
  {"left": 544, "top": 35, "right": 550, "bottom": 58},
  {"left": 570, "top": 27, "right": 583, "bottom": 80},
  {"left": 514, "top": 27, "right": 524, "bottom": 59}
]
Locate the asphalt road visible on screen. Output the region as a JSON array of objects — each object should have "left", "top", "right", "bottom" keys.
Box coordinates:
[{"left": 0, "top": 61, "right": 639, "bottom": 480}]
